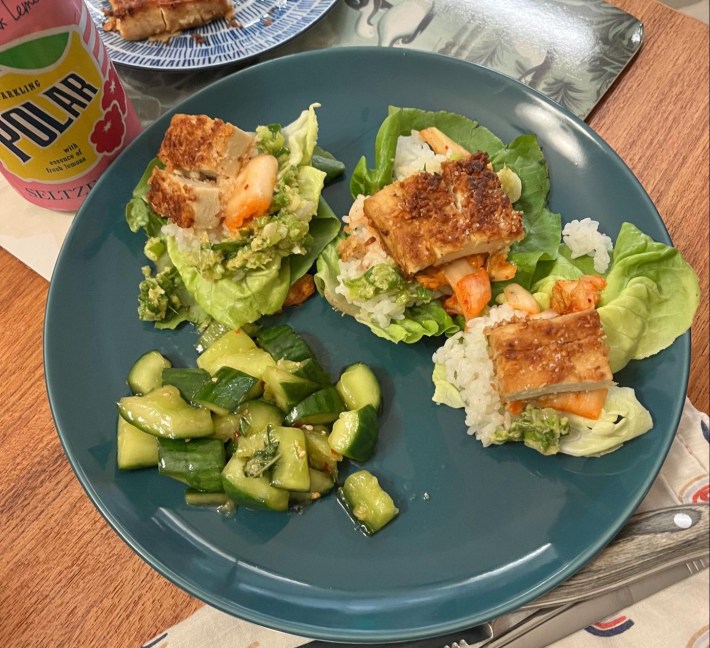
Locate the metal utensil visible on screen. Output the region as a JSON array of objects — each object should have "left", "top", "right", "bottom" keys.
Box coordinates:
[
  {"left": 300, "top": 504, "right": 709, "bottom": 648},
  {"left": 520, "top": 503, "right": 708, "bottom": 609},
  {"left": 481, "top": 557, "right": 708, "bottom": 648}
]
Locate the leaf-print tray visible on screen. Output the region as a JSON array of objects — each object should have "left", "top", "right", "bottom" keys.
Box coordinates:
[{"left": 273, "top": 0, "right": 644, "bottom": 119}]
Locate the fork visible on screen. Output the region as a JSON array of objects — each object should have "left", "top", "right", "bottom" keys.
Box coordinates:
[
  {"left": 301, "top": 505, "right": 709, "bottom": 648},
  {"left": 445, "top": 555, "right": 709, "bottom": 648}
]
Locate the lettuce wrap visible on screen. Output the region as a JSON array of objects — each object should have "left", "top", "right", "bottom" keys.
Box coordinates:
[
  {"left": 431, "top": 218, "right": 699, "bottom": 457},
  {"left": 315, "top": 106, "right": 562, "bottom": 344},
  {"left": 126, "top": 106, "right": 341, "bottom": 330}
]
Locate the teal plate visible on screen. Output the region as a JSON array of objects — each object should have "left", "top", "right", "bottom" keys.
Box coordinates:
[{"left": 44, "top": 48, "right": 688, "bottom": 643}]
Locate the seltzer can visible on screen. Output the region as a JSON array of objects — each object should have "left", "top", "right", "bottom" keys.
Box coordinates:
[{"left": 0, "top": 0, "right": 142, "bottom": 211}]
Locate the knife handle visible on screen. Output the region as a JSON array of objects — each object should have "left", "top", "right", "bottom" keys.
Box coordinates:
[{"left": 523, "top": 504, "right": 709, "bottom": 609}]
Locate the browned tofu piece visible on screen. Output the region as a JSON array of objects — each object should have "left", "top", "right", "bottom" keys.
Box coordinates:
[
  {"left": 147, "top": 166, "right": 221, "bottom": 229},
  {"left": 157, "top": 114, "right": 254, "bottom": 179},
  {"left": 363, "top": 152, "right": 524, "bottom": 276},
  {"left": 485, "top": 310, "right": 614, "bottom": 402},
  {"left": 105, "top": 0, "right": 234, "bottom": 42}
]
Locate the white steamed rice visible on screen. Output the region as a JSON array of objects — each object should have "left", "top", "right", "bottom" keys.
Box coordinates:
[
  {"left": 162, "top": 221, "right": 225, "bottom": 251},
  {"left": 335, "top": 196, "right": 407, "bottom": 328},
  {"left": 432, "top": 304, "right": 527, "bottom": 445},
  {"left": 562, "top": 218, "right": 613, "bottom": 273},
  {"left": 332, "top": 133, "right": 450, "bottom": 327},
  {"left": 393, "top": 131, "right": 448, "bottom": 179}
]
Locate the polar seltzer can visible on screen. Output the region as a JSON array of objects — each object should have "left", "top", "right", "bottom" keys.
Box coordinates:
[{"left": 0, "top": 0, "right": 141, "bottom": 211}]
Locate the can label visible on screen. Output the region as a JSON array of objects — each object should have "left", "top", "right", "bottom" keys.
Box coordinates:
[{"left": 0, "top": 0, "right": 141, "bottom": 211}]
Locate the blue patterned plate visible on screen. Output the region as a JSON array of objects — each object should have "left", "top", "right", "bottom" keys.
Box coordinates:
[{"left": 87, "top": 0, "right": 337, "bottom": 70}]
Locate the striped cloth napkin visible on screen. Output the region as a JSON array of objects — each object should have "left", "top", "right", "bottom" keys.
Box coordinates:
[{"left": 143, "top": 401, "right": 709, "bottom": 648}]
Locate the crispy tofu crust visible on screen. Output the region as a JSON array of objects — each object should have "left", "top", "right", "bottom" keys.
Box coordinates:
[
  {"left": 363, "top": 152, "right": 524, "bottom": 276},
  {"left": 486, "top": 310, "right": 614, "bottom": 402},
  {"left": 105, "top": 0, "right": 234, "bottom": 41},
  {"left": 147, "top": 166, "right": 220, "bottom": 228},
  {"left": 156, "top": 114, "right": 253, "bottom": 179}
]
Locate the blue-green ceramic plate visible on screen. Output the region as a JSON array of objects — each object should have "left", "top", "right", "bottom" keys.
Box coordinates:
[{"left": 45, "top": 48, "right": 688, "bottom": 643}]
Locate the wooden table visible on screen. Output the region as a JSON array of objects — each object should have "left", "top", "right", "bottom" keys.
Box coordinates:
[{"left": 1, "top": 1, "right": 707, "bottom": 645}]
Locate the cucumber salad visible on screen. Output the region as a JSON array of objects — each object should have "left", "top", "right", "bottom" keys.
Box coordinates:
[{"left": 117, "top": 324, "right": 398, "bottom": 535}]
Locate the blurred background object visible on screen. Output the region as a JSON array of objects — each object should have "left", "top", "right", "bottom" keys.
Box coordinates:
[{"left": 665, "top": 0, "right": 709, "bottom": 23}]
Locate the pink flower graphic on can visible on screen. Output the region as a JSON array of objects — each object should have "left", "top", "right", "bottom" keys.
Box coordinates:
[
  {"left": 101, "top": 66, "right": 128, "bottom": 116},
  {"left": 90, "top": 102, "right": 126, "bottom": 155}
]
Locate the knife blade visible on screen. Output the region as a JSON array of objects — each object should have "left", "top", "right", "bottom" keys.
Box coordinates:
[
  {"left": 520, "top": 504, "right": 709, "bottom": 609},
  {"left": 299, "top": 505, "right": 708, "bottom": 648},
  {"left": 485, "top": 557, "right": 708, "bottom": 648}
]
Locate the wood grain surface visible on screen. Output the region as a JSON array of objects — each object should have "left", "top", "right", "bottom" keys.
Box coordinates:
[{"left": 0, "top": 1, "right": 707, "bottom": 646}]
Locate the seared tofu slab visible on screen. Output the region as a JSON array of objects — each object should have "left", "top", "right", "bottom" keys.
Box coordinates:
[
  {"left": 363, "top": 152, "right": 524, "bottom": 276},
  {"left": 105, "top": 0, "right": 234, "bottom": 41},
  {"left": 156, "top": 114, "right": 253, "bottom": 179},
  {"left": 486, "top": 310, "right": 614, "bottom": 402},
  {"left": 148, "top": 168, "right": 221, "bottom": 229},
  {"left": 146, "top": 114, "right": 256, "bottom": 229}
]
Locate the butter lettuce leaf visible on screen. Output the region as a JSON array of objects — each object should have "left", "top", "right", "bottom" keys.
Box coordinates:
[
  {"left": 350, "top": 108, "right": 560, "bottom": 293},
  {"left": 559, "top": 386, "right": 653, "bottom": 456},
  {"left": 289, "top": 197, "right": 341, "bottom": 281},
  {"left": 350, "top": 106, "right": 504, "bottom": 197},
  {"left": 431, "top": 363, "right": 465, "bottom": 409},
  {"left": 125, "top": 158, "right": 166, "bottom": 237},
  {"left": 597, "top": 222, "right": 700, "bottom": 371},
  {"left": 282, "top": 103, "right": 320, "bottom": 168},
  {"left": 315, "top": 236, "right": 460, "bottom": 344},
  {"left": 167, "top": 237, "right": 290, "bottom": 329}
]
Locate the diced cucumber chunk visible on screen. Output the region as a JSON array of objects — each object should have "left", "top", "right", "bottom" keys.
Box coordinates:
[
  {"left": 270, "top": 426, "right": 310, "bottom": 492},
  {"left": 193, "top": 367, "right": 262, "bottom": 416},
  {"left": 235, "top": 428, "right": 269, "bottom": 458},
  {"left": 116, "top": 417, "right": 159, "bottom": 470},
  {"left": 117, "top": 386, "right": 214, "bottom": 439},
  {"left": 328, "top": 405, "right": 378, "bottom": 462},
  {"left": 284, "top": 386, "right": 345, "bottom": 426},
  {"left": 255, "top": 324, "right": 315, "bottom": 362},
  {"left": 211, "top": 412, "right": 242, "bottom": 442},
  {"left": 158, "top": 438, "right": 226, "bottom": 492},
  {"left": 195, "top": 321, "right": 231, "bottom": 353},
  {"left": 336, "top": 363, "right": 381, "bottom": 412},
  {"left": 289, "top": 468, "right": 335, "bottom": 505},
  {"left": 278, "top": 357, "right": 331, "bottom": 386},
  {"left": 339, "top": 470, "right": 398, "bottom": 535},
  {"left": 127, "top": 350, "right": 172, "bottom": 395},
  {"left": 303, "top": 426, "right": 341, "bottom": 476},
  {"left": 262, "top": 366, "right": 319, "bottom": 412},
  {"left": 221, "top": 455, "right": 289, "bottom": 511},
  {"left": 185, "top": 489, "right": 229, "bottom": 507},
  {"left": 196, "top": 329, "right": 257, "bottom": 373},
  {"left": 161, "top": 367, "right": 211, "bottom": 404},
  {"left": 234, "top": 399, "right": 284, "bottom": 436},
  {"left": 199, "top": 348, "right": 275, "bottom": 379}
]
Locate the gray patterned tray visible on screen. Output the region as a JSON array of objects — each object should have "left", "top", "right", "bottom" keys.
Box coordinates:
[{"left": 117, "top": 0, "right": 643, "bottom": 121}]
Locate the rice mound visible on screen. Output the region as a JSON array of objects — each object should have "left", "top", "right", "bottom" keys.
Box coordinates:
[
  {"left": 432, "top": 305, "right": 526, "bottom": 445},
  {"left": 393, "top": 131, "right": 448, "bottom": 179},
  {"left": 335, "top": 196, "right": 407, "bottom": 328},
  {"left": 562, "top": 218, "right": 613, "bottom": 273}
]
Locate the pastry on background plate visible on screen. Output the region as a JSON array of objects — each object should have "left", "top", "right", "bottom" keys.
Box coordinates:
[{"left": 104, "top": 0, "right": 234, "bottom": 41}]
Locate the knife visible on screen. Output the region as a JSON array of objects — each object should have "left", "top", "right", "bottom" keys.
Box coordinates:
[
  {"left": 299, "top": 504, "right": 708, "bottom": 648},
  {"left": 485, "top": 557, "right": 708, "bottom": 648},
  {"left": 519, "top": 504, "right": 708, "bottom": 609}
]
